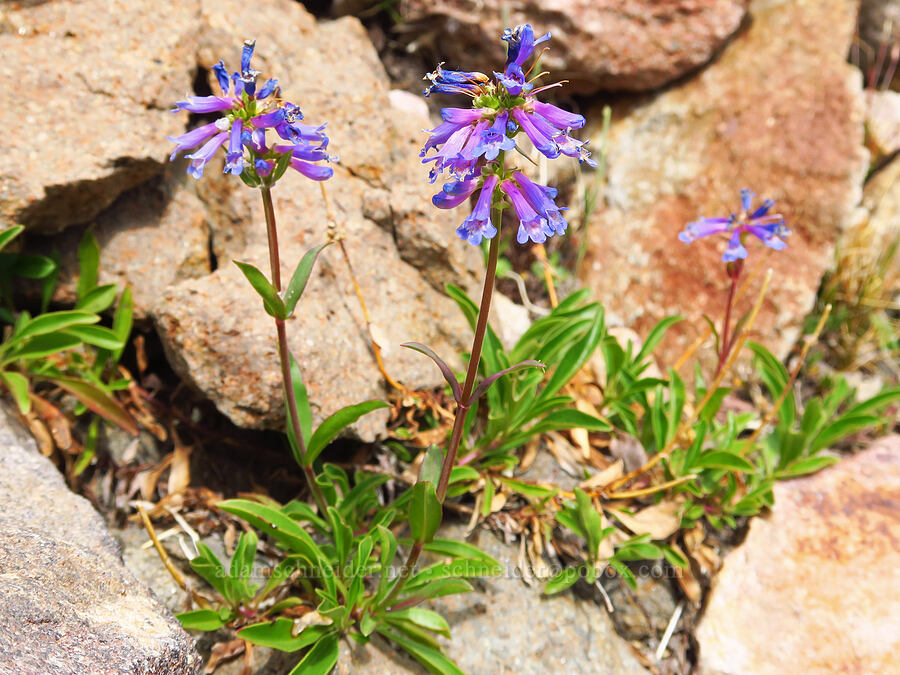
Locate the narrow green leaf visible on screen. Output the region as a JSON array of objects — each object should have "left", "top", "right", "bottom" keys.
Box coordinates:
[
  {"left": 271, "top": 150, "right": 295, "bottom": 184},
  {"left": 636, "top": 315, "right": 683, "bottom": 364},
  {"left": 409, "top": 482, "right": 442, "bottom": 544},
  {"left": 696, "top": 451, "right": 755, "bottom": 473},
  {"left": 234, "top": 261, "right": 286, "bottom": 319},
  {"left": 404, "top": 559, "right": 502, "bottom": 593},
  {"left": 13, "top": 310, "right": 99, "bottom": 342},
  {"left": 230, "top": 530, "right": 259, "bottom": 601},
  {"left": 326, "top": 506, "right": 352, "bottom": 569},
  {"left": 0, "top": 226, "right": 24, "bottom": 253},
  {"left": 288, "top": 633, "right": 339, "bottom": 675},
  {"left": 418, "top": 446, "right": 443, "bottom": 486},
  {"left": 240, "top": 168, "right": 262, "bottom": 188},
  {"left": 189, "top": 543, "right": 230, "bottom": 601},
  {"left": 7, "top": 253, "right": 56, "bottom": 279},
  {"left": 497, "top": 477, "right": 558, "bottom": 501},
  {"left": 776, "top": 455, "right": 840, "bottom": 478},
  {"left": 75, "top": 283, "right": 118, "bottom": 314},
  {"left": 239, "top": 619, "right": 332, "bottom": 652},
  {"left": 4, "top": 333, "right": 82, "bottom": 363},
  {"left": 543, "top": 566, "right": 581, "bottom": 595},
  {"left": 176, "top": 608, "right": 230, "bottom": 632},
  {"left": 306, "top": 400, "right": 389, "bottom": 465},
  {"left": 810, "top": 414, "right": 883, "bottom": 453},
  {"left": 284, "top": 243, "right": 329, "bottom": 317},
  {"left": 0, "top": 370, "right": 30, "bottom": 413},
  {"left": 63, "top": 325, "right": 124, "bottom": 350},
  {"left": 421, "top": 539, "right": 502, "bottom": 568},
  {"left": 48, "top": 376, "right": 137, "bottom": 435},
  {"left": 387, "top": 608, "right": 451, "bottom": 639},
  {"left": 76, "top": 230, "right": 100, "bottom": 299},
  {"left": 217, "top": 499, "right": 323, "bottom": 560},
  {"left": 402, "top": 342, "right": 461, "bottom": 403},
  {"left": 376, "top": 626, "right": 464, "bottom": 675}
]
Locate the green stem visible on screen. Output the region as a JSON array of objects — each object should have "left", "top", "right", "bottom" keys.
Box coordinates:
[
  {"left": 260, "top": 186, "right": 328, "bottom": 515},
  {"left": 384, "top": 197, "right": 503, "bottom": 611}
]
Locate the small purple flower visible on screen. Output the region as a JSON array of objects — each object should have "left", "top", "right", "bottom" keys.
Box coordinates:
[
  {"left": 457, "top": 175, "right": 499, "bottom": 245},
  {"left": 420, "top": 24, "right": 593, "bottom": 245},
  {"left": 679, "top": 189, "right": 790, "bottom": 262},
  {"left": 501, "top": 180, "right": 553, "bottom": 244},
  {"left": 168, "top": 40, "right": 333, "bottom": 185}
]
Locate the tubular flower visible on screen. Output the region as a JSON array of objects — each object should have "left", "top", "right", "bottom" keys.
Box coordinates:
[
  {"left": 168, "top": 40, "right": 335, "bottom": 184},
  {"left": 421, "top": 24, "right": 593, "bottom": 246},
  {"left": 678, "top": 189, "right": 790, "bottom": 262}
]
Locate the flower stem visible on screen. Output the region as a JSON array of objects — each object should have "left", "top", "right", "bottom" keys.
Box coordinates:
[
  {"left": 384, "top": 199, "right": 503, "bottom": 610},
  {"left": 716, "top": 260, "right": 743, "bottom": 377},
  {"left": 260, "top": 185, "right": 328, "bottom": 515}
]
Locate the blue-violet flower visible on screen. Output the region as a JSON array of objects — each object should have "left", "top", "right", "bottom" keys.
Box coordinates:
[
  {"left": 422, "top": 24, "right": 592, "bottom": 246},
  {"left": 168, "top": 40, "right": 335, "bottom": 184},
  {"left": 679, "top": 189, "right": 790, "bottom": 262}
]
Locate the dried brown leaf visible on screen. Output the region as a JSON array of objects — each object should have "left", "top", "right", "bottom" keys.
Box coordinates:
[
  {"left": 24, "top": 413, "right": 54, "bottom": 457},
  {"left": 167, "top": 444, "right": 192, "bottom": 495},
  {"left": 578, "top": 459, "right": 624, "bottom": 490},
  {"left": 204, "top": 638, "right": 245, "bottom": 674},
  {"left": 611, "top": 499, "right": 683, "bottom": 540}
]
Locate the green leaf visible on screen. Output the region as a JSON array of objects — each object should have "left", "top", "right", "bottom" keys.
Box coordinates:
[
  {"left": 48, "top": 376, "right": 137, "bottom": 435},
  {"left": 284, "top": 243, "right": 329, "bottom": 317},
  {"left": 421, "top": 539, "right": 502, "bottom": 568},
  {"left": 662, "top": 546, "right": 688, "bottom": 568},
  {"left": 4, "top": 333, "right": 82, "bottom": 363},
  {"left": 448, "top": 465, "right": 479, "bottom": 484},
  {"left": 288, "top": 633, "right": 339, "bottom": 675},
  {"left": 574, "top": 488, "right": 609, "bottom": 562},
  {"left": 189, "top": 543, "right": 230, "bottom": 601},
  {"left": 271, "top": 150, "right": 295, "bottom": 184},
  {"left": 326, "top": 506, "right": 352, "bottom": 569},
  {"left": 73, "top": 417, "right": 99, "bottom": 476},
  {"left": 234, "top": 261, "right": 286, "bottom": 319},
  {"left": 776, "top": 455, "right": 840, "bottom": 478},
  {"left": 176, "top": 608, "right": 231, "bottom": 632},
  {"left": 497, "top": 477, "right": 558, "bottom": 501},
  {"left": 13, "top": 310, "right": 99, "bottom": 342},
  {"left": 75, "top": 283, "right": 118, "bottom": 314},
  {"left": 809, "top": 414, "right": 883, "bottom": 453},
  {"left": 288, "top": 352, "right": 313, "bottom": 448},
  {"left": 240, "top": 168, "right": 262, "bottom": 188},
  {"left": 409, "top": 482, "right": 442, "bottom": 544},
  {"left": 376, "top": 626, "right": 464, "bottom": 675},
  {"left": 239, "top": 619, "right": 332, "bottom": 652},
  {"left": 696, "top": 451, "right": 755, "bottom": 473},
  {"left": 608, "top": 558, "right": 636, "bottom": 589},
  {"left": 0, "top": 371, "right": 30, "bottom": 413},
  {"left": 63, "top": 325, "right": 124, "bottom": 350},
  {"left": 538, "top": 307, "right": 605, "bottom": 403},
  {"left": 404, "top": 559, "right": 503, "bottom": 594},
  {"left": 396, "top": 578, "right": 473, "bottom": 603},
  {"left": 0, "top": 226, "right": 24, "bottom": 253},
  {"left": 218, "top": 499, "right": 323, "bottom": 561},
  {"left": 402, "top": 342, "right": 461, "bottom": 403},
  {"left": 306, "top": 400, "right": 389, "bottom": 465},
  {"left": 375, "top": 524, "right": 399, "bottom": 603},
  {"left": 418, "top": 446, "right": 443, "bottom": 486},
  {"left": 76, "top": 230, "right": 100, "bottom": 299},
  {"left": 5, "top": 253, "right": 56, "bottom": 279},
  {"left": 636, "top": 315, "right": 683, "bottom": 365},
  {"left": 543, "top": 566, "right": 582, "bottom": 595},
  {"left": 843, "top": 386, "right": 900, "bottom": 418},
  {"left": 109, "top": 285, "right": 133, "bottom": 363},
  {"left": 386, "top": 608, "right": 451, "bottom": 639},
  {"left": 230, "top": 530, "right": 259, "bottom": 601}
]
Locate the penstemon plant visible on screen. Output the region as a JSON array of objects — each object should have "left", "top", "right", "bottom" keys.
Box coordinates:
[{"left": 385, "top": 23, "right": 596, "bottom": 610}]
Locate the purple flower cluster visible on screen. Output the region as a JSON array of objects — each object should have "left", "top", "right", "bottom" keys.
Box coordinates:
[
  {"left": 679, "top": 190, "right": 790, "bottom": 262},
  {"left": 422, "top": 25, "right": 594, "bottom": 246},
  {"left": 168, "top": 40, "right": 334, "bottom": 184}
]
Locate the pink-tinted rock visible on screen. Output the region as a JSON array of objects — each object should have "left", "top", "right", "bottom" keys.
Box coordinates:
[
  {"left": 580, "top": 0, "right": 868, "bottom": 366},
  {"left": 0, "top": 0, "right": 199, "bottom": 233},
  {"left": 697, "top": 436, "right": 900, "bottom": 674},
  {"left": 398, "top": 0, "right": 749, "bottom": 93},
  {"left": 865, "top": 89, "right": 900, "bottom": 160}
]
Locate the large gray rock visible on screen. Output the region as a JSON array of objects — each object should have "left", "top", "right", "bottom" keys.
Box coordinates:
[
  {"left": 697, "top": 436, "right": 900, "bottom": 674},
  {"left": 0, "top": 404, "right": 201, "bottom": 674},
  {"left": 580, "top": 0, "right": 869, "bottom": 367},
  {"left": 398, "top": 0, "right": 750, "bottom": 94}
]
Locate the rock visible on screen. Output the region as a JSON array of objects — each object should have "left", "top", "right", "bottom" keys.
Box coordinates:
[
  {"left": 149, "top": 0, "right": 481, "bottom": 438},
  {"left": 696, "top": 436, "right": 900, "bottom": 674},
  {"left": 336, "top": 522, "right": 650, "bottom": 674},
  {"left": 398, "top": 0, "right": 749, "bottom": 94},
  {"left": 865, "top": 89, "right": 900, "bottom": 160},
  {"left": 603, "top": 562, "right": 678, "bottom": 644},
  {"left": 33, "top": 170, "right": 212, "bottom": 318},
  {"left": 0, "top": 403, "right": 201, "bottom": 674},
  {"left": 580, "top": 0, "right": 868, "bottom": 367},
  {"left": 0, "top": 0, "right": 198, "bottom": 233}
]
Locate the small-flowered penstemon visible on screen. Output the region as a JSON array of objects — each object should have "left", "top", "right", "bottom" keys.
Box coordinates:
[
  {"left": 678, "top": 189, "right": 790, "bottom": 262},
  {"left": 168, "top": 40, "right": 335, "bottom": 186},
  {"left": 421, "top": 24, "right": 595, "bottom": 246}
]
